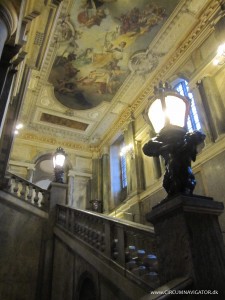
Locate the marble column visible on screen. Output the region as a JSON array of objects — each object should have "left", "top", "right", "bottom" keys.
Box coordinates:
[
  {"left": 124, "top": 120, "right": 139, "bottom": 197},
  {"left": 67, "top": 170, "right": 75, "bottom": 207},
  {"left": 135, "top": 141, "right": 145, "bottom": 193},
  {"left": 189, "top": 84, "right": 212, "bottom": 144},
  {"left": 102, "top": 146, "right": 110, "bottom": 213},
  {"left": 0, "top": 65, "right": 30, "bottom": 183},
  {"left": 91, "top": 152, "right": 102, "bottom": 202},
  {"left": 198, "top": 77, "right": 225, "bottom": 141},
  {"left": 67, "top": 170, "right": 92, "bottom": 209}
]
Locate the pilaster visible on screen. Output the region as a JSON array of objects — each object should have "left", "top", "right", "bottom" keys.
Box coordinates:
[
  {"left": 102, "top": 146, "right": 110, "bottom": 213},
  {"left": 198, "top": 77, "right": 225, "bottom": 141}
]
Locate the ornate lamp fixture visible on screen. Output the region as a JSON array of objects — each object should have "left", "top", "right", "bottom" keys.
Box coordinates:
[
  {"left": 53, "top": 147, "right": 66, "bottom": 183},
  {"left": 143, "top": 82, "right": 205, "bottom": 199}
]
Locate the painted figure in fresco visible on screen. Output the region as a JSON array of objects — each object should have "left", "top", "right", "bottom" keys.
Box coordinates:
[
  {"left": 75, "top": 48, "right": 94, "bottom": 66},
  {"left": 78, "top": 0, "right": 107, "bottom": 28},
  {"left": 49, "top": 0, "right": 169, "bottom": 110},
  {"left": 117, "top": 3, "right": 166, "bottom": 36}
]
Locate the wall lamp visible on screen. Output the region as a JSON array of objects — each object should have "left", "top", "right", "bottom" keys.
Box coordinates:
[
  {"left": 213, "top": 43, "right": 225, "bottom": 66},
  {"left": 120, "top": 143, "right": 135, "bottom": 159},
  {"left": 53, "top": 147, "right": 66, "bottom": 183},
  {"left": 142, "top": 82, "right": 205, "bottom": 200}
]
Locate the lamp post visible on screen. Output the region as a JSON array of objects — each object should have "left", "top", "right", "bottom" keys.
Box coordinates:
[
  {"left": 53, "top": 147, "right": 66, "bottom": 183},
  {"left": 143, "top": 82, "right": 205, "bottom": 199}
]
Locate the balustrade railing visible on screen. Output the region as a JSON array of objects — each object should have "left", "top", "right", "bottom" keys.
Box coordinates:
[
  {"left": 4, "top": 172, "right": 50, "bottom": 211},
  {"left": 56, "top": 205, "right": 159, "bottom": 290}
]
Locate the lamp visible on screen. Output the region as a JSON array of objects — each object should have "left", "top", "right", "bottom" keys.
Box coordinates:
[
  {"left": 53, "top": 147, "right": 66, "bottom": 183},
  {"left": 143, "top": 82, "right": 205, "bottom": 200}
]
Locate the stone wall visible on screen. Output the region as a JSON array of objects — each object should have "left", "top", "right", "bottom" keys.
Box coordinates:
[
  {"left": 51, "top": 231, "right": 145, "bottom": 300},
  {"left": 0, "top": 199, "right": 47, "bottom": 300}
]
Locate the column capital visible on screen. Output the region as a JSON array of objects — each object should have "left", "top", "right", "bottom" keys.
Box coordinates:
[{"left": 101, "top": 146, "right": 110, "bottom": 156}]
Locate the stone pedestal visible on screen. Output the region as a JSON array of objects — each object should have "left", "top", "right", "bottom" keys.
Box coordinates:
[
  {"left": 48, "top": 182, "right": 68, "bottom": 209},
  {"left": 146, "top": 195, "right": 225, "bottom": 296},
  {"left": 39, "top": 182, "right": 68, "bottom": 300}
]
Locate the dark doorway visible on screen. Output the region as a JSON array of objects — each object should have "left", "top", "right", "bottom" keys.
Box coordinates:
[{"left": 78, "top": 277, "right": 97, "bottom": 300}]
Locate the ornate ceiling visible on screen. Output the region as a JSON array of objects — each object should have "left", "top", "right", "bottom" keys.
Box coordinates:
[{"left": 12, "top": 0, "right": 220, "bottom": 155}]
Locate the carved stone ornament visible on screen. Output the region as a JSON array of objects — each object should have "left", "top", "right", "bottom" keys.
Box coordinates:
[{"left": 128, "top": 49, "right": 164, "bottom": 75}]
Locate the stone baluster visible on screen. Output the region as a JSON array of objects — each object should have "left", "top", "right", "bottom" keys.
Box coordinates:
[
  {"left": 117, "top": 225, "right": 125, "bottom": 267},
  {"left": 20, "top": 181, "right": 26, "bottom": 199},
  {"left": 27, "top": 184, "right": 33, "bottom": 203},
  {"left": 34, "top": 188, "right": 40, "bottom": 206},
  {"left": 13, "top": 178, "right": 19, "bottom": 194}
]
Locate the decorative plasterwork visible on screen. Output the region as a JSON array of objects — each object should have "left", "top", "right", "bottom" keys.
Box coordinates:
[
  {"left": 99, "top": 0, "right": 221, "bottom": 148},
  {"left": 128, "top": 50, "right": 164, "bottom": 75},
  {"left": 17, "top": 130, "right": 99, "bottom": 152},
  {"left": 16, "top": 0, "right": 221, "bottom": 157}
]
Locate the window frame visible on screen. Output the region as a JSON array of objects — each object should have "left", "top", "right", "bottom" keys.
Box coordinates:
[{"left": 174, "top": 79, "right": 201, "bottom": 132}]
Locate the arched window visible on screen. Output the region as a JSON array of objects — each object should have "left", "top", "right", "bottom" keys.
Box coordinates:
[{"left": 174, "top": 79, "right": 201, "bottom": 132}]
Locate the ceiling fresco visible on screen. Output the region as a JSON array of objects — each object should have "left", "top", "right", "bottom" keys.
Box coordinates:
[{"left": 48, "top": 0, "right": 180, "bottom": 110}]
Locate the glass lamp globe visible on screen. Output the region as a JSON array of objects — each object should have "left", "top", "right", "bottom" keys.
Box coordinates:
[
  {"left": 144, "top": 84, "right": 190, "bottom": 134},
  {"left": 53, "top": 147, "right": 66, "bottom": 168}
]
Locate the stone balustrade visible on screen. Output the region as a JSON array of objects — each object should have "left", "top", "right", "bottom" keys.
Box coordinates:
[
  {"left": 4, "top": 172, "right": 50, "bottom": 211},
  {"left": 56, "top": 205, "right": 159, "bottom": 290}
]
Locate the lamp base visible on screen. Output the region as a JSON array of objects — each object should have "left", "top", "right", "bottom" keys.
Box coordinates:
[{"left": 54, "top": 167, "right": 64, "bottom": 184}]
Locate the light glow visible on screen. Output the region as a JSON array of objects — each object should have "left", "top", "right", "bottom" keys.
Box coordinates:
[
  {"left": 120, "top": 143, "right": 134, "bottom": 158},
  {"left": 165, "top": 95, "right": 186, "bottom": 127},
  {"left": 148, "top": 99, "right": 164, "bottom": 134},
  {"left": 213, "top": 43, "right": 225, "bottom": 66},
  {"left": 53, "top": 154, "right": 65, "bottom": 167},
  {"left": 148, "top": 95, "right": 187, "bottom": 133},
  {"left": 16, "top": 123, "right": 23, "bottom": 130}
]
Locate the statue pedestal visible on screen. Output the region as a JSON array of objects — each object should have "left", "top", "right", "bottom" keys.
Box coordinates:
[{"left": 146, "top": 195, "right": 225, "bottom": 296}]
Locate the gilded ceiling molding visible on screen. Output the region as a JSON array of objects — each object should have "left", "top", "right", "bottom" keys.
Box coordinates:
[
  {"left": 99, "top": 0, "right": 221, "bottom": 149},
  {"left": 18, "top": 131, "right": 90, "bottom": 151}
]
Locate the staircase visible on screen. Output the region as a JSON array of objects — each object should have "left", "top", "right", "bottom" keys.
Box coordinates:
[{"left": 0, "top": 172, "right": 193, "bottom": 300}]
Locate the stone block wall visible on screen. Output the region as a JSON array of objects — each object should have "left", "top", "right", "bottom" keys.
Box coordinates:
[{"left": 0, "top": 199, "right": 47, "bottom": 300}]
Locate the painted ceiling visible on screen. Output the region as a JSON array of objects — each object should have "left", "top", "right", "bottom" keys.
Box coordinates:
[{"left": 48, "top": 0, "right": 180, "bottom": 110}]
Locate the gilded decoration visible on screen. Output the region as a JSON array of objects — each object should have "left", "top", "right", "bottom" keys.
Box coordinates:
[
  {"left": 40, "top": 113, "right": 89, "bottom": 131},
  {"left": 48, "top": 0, "right": 179, "bottom": 110}
]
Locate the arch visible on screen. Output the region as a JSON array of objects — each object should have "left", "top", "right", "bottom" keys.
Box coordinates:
[
  {"left": 76, "top": 271, "right": 97, "bottom": 300},
  {"left": 32, "top": 150, "right": 72, "bottom": 188}
]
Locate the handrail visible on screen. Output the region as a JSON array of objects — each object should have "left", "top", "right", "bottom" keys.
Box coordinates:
[
  {"left": 3, "top": 171, "right": 50, "bottom": 211},
  {"left": 56, "top": 205, "right": 159, "bottom": 291}
]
